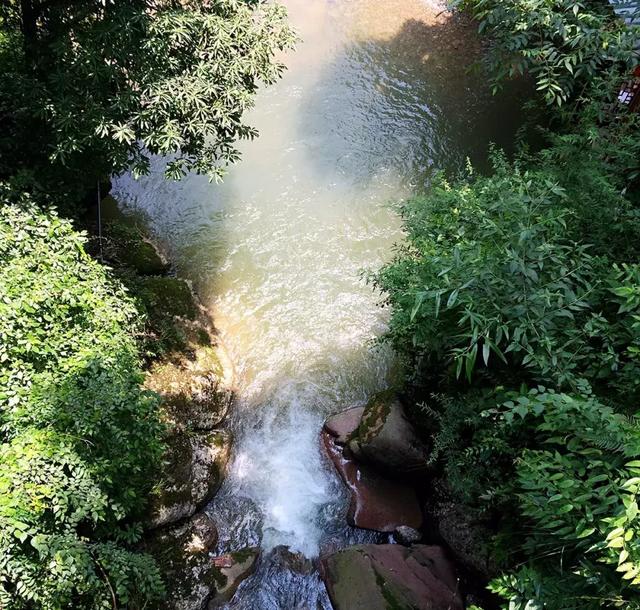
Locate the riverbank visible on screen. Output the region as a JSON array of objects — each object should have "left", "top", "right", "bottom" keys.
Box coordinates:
[{"left": 83, "top": 192, "right": 262, "bottom": 609}]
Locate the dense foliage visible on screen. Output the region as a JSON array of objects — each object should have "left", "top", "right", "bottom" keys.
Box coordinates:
[
  {"left": 377, "top": 3, "right": 640, "bottom": 607},
  {"left": 0, "top": 0, "right": 295, "bottom": 197},
  {"left": 454, "top": 0, "right": 639, "bottom": 105},
  {"left": 378, "top": 143, "right": 640, "bottom": 608},
  {"left": 0, "top": 191, "right": 164, "bottom": 608}
]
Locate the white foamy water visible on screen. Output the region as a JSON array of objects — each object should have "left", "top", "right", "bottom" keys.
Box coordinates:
[{"left": 114, "top": 0, "right": 525, "bottom": 606}]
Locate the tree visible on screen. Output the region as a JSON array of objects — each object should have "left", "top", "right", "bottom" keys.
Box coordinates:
[
  {"left": 454, "top": 0, "right": 639, "bottom": 105},
  {"left": 0, "top": 0, "right": 295, "bottom": 197}
]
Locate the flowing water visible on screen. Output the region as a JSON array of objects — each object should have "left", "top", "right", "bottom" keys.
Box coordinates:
[{"left": 114, "top": 1, "right": 525, "bottom": 607}]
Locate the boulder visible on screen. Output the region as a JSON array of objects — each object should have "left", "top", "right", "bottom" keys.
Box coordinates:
[
  {"left": 147, "top": 345, "right": 232, "bottom": 431},
  {"left": 98, "top": 194, "right": 124, "bottom": 222},
  {"left": 269, "top": 545, "right": 316, "bottom": 575},
  {"left": 324, "top": 407, "right": 364, "bottom": 444},
  {"left": 350, "top": 392, "right": 429, "bottom": 477},
  {"left": 137, "top": 276, "right": 198, "bottom": 320},
  {"left": 117, "top": 237, "right": 168, "bottom": 276},
  {"left": 208, "top": 548, "right": 259, "bottom": 607},
  {"left": 149, "top": 430, "right": 231, "bottom": 529},
  {"left": 322, "top": 544, "right": 463, "bottom": 610},
  {"left": 91, "top": 196, "right": 169, "bottom": 275},
  {"left": 394, "top": 525, "right": 422, "bottom": 546},
  {"left": 146, "top": 512, "right": 220, "bottom": 610},
  {"left": 185, "top": 512, "right": 219, "bottom": 554},
  {"left": 322, "top": 430, "right": 422, "bottom": 532}
]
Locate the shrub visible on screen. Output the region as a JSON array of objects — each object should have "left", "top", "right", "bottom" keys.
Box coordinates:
[
  {"left": 376, "top": 151, "right": 640, "bottom": 401},
  {"left": 490, "top": 389, "right": 640, "bottom": 609},
  {"left": 0, "top": 188, "right": 164, "bottom": 608},
  {"left": 376, "top": 139, "right": 640, "bottom": 609}
]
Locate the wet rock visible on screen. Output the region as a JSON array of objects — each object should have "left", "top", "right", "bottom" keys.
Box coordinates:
[
  {"left": 322, "top": 430, "right": 422, "bottom": 532},
  {"left": 137, "top": 276, "right": 198, "bottom": 320},
  {"left": 322, "top": 544, "right": 463, "bottom": 610},
  {"left": 208, "top": 548, "right": 260, "bottom": 607},
  {"left": 91, "top": 196, "right": 169, "bottom": 275},
  {"left": 98, "top": 194, "right": 125, "bottom": 222},
  {"left": 324, "top": 407, "right": 364, "bottom": 444},
  {"left": 147, "top": 344, "right": 232, "bottom": 431},
  {"left": 269, "top": 545, "right": 316, "bottom": 575},
  {"left": 149, "top": 430, "right": 231, "bottom": 529},
  {"left": 119, "top": 238, "right": 168, "bottom": 276},
  {"left": 146, "top": 512, "right": 219, "bottom": 610},
  {"left": 186, "top": 512, "right": 219, "bottom": 553},
  {"left": 394, "top": 525, "right": 422, "bottom": 546},
  {"left": 349, "top": 391, "right": 429, "bottom": 477}
]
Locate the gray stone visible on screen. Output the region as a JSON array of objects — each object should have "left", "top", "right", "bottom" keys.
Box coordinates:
[
  {"left": 350, "top": 391, "right": 429, "bottom": 477},
  {"left": 428, "top": 482, "right": 497, "bottom": 578},
  {"left": 148, "top": 430, "right": 231, "bottom": 529},
  {"left": 394, "top": 525, "right": 422, "bottom": 546},
  {"left": 269, "top": 545, "right": 316, "bottom": 575}
]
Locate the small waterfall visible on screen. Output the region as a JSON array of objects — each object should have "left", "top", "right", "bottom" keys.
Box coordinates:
[{"left": 114, "top": 0, "right": 526, "bottom": 606}]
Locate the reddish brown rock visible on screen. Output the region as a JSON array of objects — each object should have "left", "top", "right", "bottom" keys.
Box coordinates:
[
  {"left": 322, "top": 430, "right": 423, "bottom": 532},
  {"left": 324, "top": 407, "right": 365, "bottom": 444},
  {"left": 322, "top": 544, "right": 463, "bottom": 610}
]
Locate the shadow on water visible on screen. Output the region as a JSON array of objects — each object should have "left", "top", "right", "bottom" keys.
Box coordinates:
[{"left": 294, "top": 12, "right": 531, "bottom": 190}]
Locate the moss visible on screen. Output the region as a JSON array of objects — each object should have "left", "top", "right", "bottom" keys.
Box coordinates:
[
  {"left": 373, "top": 567, "right": 413, "bottom": 610},
  {"left": 125, "top": 275, "right": 198, "bottom": 356},
  {"left": 230, "top": 548, "right": 256, "bottom": 564},
  {"left": 137, "top": 276, "right": 197, "bottom": 320},
  {"left": 99, "top": 194, "right": 126, "bottom": 222},
  {"left": 211, "top": 566, "right": 229, "bottom": 589},
  {"left": 196, "top": 327, "right": 211, "bottom": 346},
  {"left": 353, "top": 389, "right": 395, "bottom": 444}
]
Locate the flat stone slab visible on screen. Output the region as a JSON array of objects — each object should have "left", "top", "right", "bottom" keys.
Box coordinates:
[
  {"left": 322, "top": 544, "right": 463, "bottom": 610},
  {"left": 324, "top": 407, "right": 365, "bottom": 444},
  {"left": 322, "top": 430, "right": 423, "bottom": 532}
]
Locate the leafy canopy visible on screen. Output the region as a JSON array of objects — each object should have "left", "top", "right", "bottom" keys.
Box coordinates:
[
  {"left": 453, "top": 0, "right": 639, "bottom": 105},
  {"left": 0, "top": 0, "right": 296, "bottom": 194}
]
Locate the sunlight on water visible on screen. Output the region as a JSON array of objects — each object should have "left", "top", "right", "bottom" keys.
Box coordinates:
[{"left": 114, "top": 0, "right": 526, "bottom": 606}]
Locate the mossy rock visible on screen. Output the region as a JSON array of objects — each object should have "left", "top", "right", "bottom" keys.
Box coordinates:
[
  {"left": 349, "top": 391, "right": 429, "bottom": 477},
  {"left": 98, "top": 194, "right": 126, "bottom": 223},
  {"left": 146, "top": 513, "right": 221, "bottom": 610},
  {"left": 208, "top": 548, "right": 259, "bottom": 607},
  {"left": 117, "top": 236, "right": 168, "bottom": 276},
  {"left": 137, "top": 276, "right": 198, "bottom": 321},
  {"left": 147, "top": 345, "right": 231, "bottom": 431},
  {"left": 322, "top": 544, "right": 463, "bottom": 610},
  {"left": 148, "top": 430, "right": 232, "bottom": 529},
  {"left": 89, "top": 197, "right": 169, "bottom": 275}
]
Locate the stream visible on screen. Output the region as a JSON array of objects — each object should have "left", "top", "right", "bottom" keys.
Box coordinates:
[{"left": 114, "top": 0, "right": 525, "bottom": 607}]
